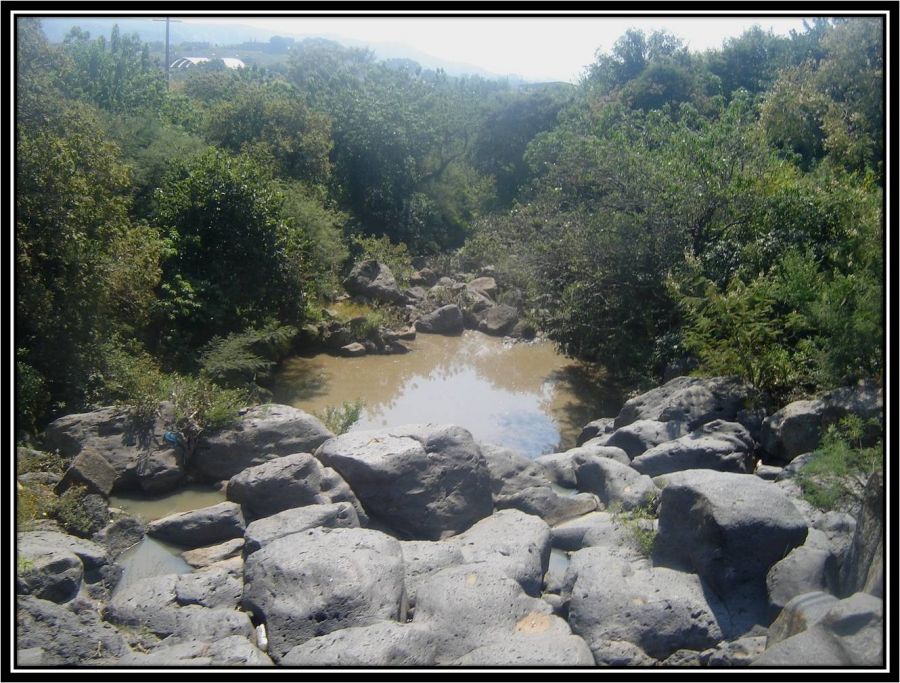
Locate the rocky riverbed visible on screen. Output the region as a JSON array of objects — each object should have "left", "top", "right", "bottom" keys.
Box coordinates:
[{"left": 16, "top": 364, "right": 884, "bottom": 668}]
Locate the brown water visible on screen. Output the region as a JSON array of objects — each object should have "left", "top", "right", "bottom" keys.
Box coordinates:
[
  {"left": 271, "top": 331, "right": 622, "bottom": 457},
  {"left": 110, "top": 484, "right": 227, "bottom": 524}
]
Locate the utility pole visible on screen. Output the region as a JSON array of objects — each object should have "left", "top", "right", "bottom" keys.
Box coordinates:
[{"left": 152, "top": 16, "right": 181, "bottom": 89}]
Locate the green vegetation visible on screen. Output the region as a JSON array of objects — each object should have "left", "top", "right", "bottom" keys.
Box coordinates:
[
  {"left": 15, "top": 16, "right": 883, "bottom": 459},
  {"left": 317, "top": 399, "right": 365, "bottom": 435},
  {"left": 797, "top": 415, "right": 883, "bottom": 511},
  {"left": 609, "top": 498, "right": 659, "bottom": 558}
]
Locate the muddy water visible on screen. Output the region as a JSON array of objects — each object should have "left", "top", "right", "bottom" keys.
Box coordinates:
[
  {"left": 110, "top": 485, "right": 227, "bottom": 524},
  {"left": 271, "top": 331, "right": 622, "bottom": 457}
]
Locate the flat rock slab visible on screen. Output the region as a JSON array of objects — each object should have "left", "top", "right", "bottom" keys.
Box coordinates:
[
  {"left": 242, "top": 527, "right": 405, "bottom": 661},
  {"left": 566, "top": 549, "right": 728, "bottom": 660},
  {"left": 195, "top": 405, "right": 334, "bottom": 482},
  {"left": 631, "top": 420, "right": 755, "bottom": 477},
  {"left": 147, "top": 502, "right": 245, "bottom": 549},
  {"left": 226, "top": 452, "right": 365, "bottom": 522},
  {"left": 316, "top": 424, "right": 493, "bottom": 540},
  {"left": 654, "top": 470, "right": 808, "bottom": 599},
  {"left": 243, "top": 502, "right": 360, "bottom": 555}
]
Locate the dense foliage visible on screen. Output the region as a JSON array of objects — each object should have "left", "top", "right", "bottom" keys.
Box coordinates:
[{"left": 15, "top": 16, "right": 884, "bottom": 436}]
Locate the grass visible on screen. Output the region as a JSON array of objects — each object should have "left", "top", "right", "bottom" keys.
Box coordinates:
[
  {"left": 316, "top": 399, "right": 365, "bottom": 435},
  {"left": 609, "top": 497, "right": 659, "bottom": 558}
]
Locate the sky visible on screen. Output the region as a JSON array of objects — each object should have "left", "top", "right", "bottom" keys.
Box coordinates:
[{"left": 179, "top": 14, "right": 818, "bottom": 82}]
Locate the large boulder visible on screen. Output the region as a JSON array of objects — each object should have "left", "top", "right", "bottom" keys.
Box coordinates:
[
  {"left": 466, "top": 276, "right": 498, "bottom": 299},
  {"left": 596, "top": 419, "right": 689, "bottom": 459},
  {"left": 839, "top": 470, "right": 884, "bottom": 598},
  {"left": 550, "top": 511, "right": 641, "bottom": 556},
  {"left": 17, "top": 595, "right": 130, "bottom": 665},
  {"left": 412, "top": 563, "right": 591, "bottom": 665},
  {"left": 104, "top": 573, "right": 181, "bottom": 636},
  {"left": 414, "top": 304, "right": 464, "bottom": 335},
  {"left": 194, "top": 405, "right": 334, "bottom": 482},
  {"left": 566, "top": 549, "right": 729, "bottom": 661},
  {"left": 174, "top": 564, "right": 243, "bottom": 610},
  {"left": 654, "top": 470, "right": 808, "bottom": 600},
  {"left": 316, "top": 424, "right": 493, "bottom": 540},
  {"left": 536, "top": 445, "right": 631, "bottom": 488},
  {"left": 282, "top": 622, "right": 439, "bottom": 666},
  {"left": 475, "top": 304, "right": 519, "bottom": 336},
  {"left": 399, "top": 540, "right": 466, "bottom": 612},
  {"left": 576, "top": 417, "right": 616, "bottom": 446},
  {"left": 147, "top": 502, "right": 245, "bottom": 549},
  {"left": 56, "top": 449, "right": 118, "bottom": 498},
  {"left": 752, "top": 592, "right": 883, "bottom": 666},
  {"left": 766, "top": 591, "right": 839, "bottom": 647},
  {"left": 17, "top": 531, "right": 110, "bottom": 571},
  {"left": 343, "top": 259, "right": 405, "bottom": 304},
  {"left": 615, "top": 376, "right": 752, "bottom": 430},
  {"left": 135, "top": 448, "right": 185, "bottom": 494},
  {"left": 630, "top": 420, "right": 755, "bottom": 477},
  {"left": 181, "top": 538, "right": 244, "bottom": 569},
  {"left": 242, "top": 527, "right": 405, "bottom": 661},
  {"left": 760, "top": 380, "right": 883, "bottom": 462},
  {"left": 16, "top": 545, "right": 84, "bottom": 604},
  {"left": 572, "top": 453, "right": 659, "bottom": 511},
  {"left": 496, "top": 486, "right": 599, "bottom": 526},
  {"left": 111, "top": 635, "right": 272, "bottom": 667},
  {"left": 766, "top": 544, "right": 837, "bottom": 619},
  {"left": 243, "top": 502, "right": 360, "bottom": 555},
  {"left": 449, "top": 509, "right": 550, "bottom": 597},
  {"left": 226, "top": 452, "right": 365, "bottom": 522}
]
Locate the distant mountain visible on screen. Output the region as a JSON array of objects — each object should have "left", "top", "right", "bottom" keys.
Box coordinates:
[{"left": 35, "top": 16, "right": 532, "bottom": 82}]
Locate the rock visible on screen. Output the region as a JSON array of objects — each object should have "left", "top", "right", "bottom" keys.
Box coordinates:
[
  {"left": 839, "top": 470, "right": 884, "bottom": 598},
  {"left": 631, "top": 420, "right": 755, "bottom": 477},
  {"left": 16, "top": 546, "right": 83, "bottom": 603},
  {"left": 752, "top": 592, "right": 883, "bottom": 666},
  {"left": 480, "top": 443, "right": 552, "bottom": 496},
  {"left": 412, "top": 563, "right": 584, "bottom": 664},
  {"left": 114, "top": 635, "right": 272, "bottom": 667},
  {"left": 766, "top": 546, "right": 836, "bottom": 619},
  {"left": 316, "top": 424, "right": 493, "bottom": 540},
  {"left": 164, "top": 605, "right": 257, "bottom": 645},
  {"left": 536, "top": 445, "right": 631, "bottom": 488},
  {"left": 226, "top": 452, "right": 365, "bottom": 522},
  {"left": 105, "top": 573, "right": 180, "bottom": 635},
  {"left": 207, "top": 635, "right": 274, "bottom": 666},
  {"left": 661, "top": 649, "right": 705, "bottom": 666},
  {"left": 343, "top": 259, "right": 405, "bottom": 304},
  {"left": 449, "top": 509, "right": 550, "bottom": 597},
  {"left": 136, "top": 448, "right": 184, "bottom": 494},
  {"left": 93, "top": 510, "right": 145, "bottom": 559},
  {"left": 17, "top": 531, "right": 110, "bottom": 570},
  {"left": 410, "top": 267, "right": 438, "bottom": 287},
  {"left": 451, "top": 634, "right": 595, "bottom": 666},
  {"left": 17, "top": 471, "right": 62, "bottom": 487},
  {"left": 475, "top": 304, "right": 519, "bottom": 336},
  {"left": 242, "top": 527, "right": 405, "bottom": 661},
  {"left": 573, "top": 453, "right": 659, "bottom": 510},
  {"left": 760, "top": 380, "right": 883, "bottom": 462},
  {"left": 755, "top": 464, "right": 783, "bottom": 480},
  {"left": 706, "top": 636, "right": 767, "bottom": 666},
  {"left": 400, "top": 540, "right": 466, "bottom": 611},
  {"left": 414, "top": 304, "right": 464, "bottom": 335},
  {"left": 17, "top": 595, "right": 129, "bottom": 665},
  {"left": 466, "top": 276, "right": 498, "bottom": 299},
  {"left": 395, "top": 326, "right": 417, "bottom": 341},
  {"left": 654, "top": 470, "right": 808, "bottom": 600},
  {"left": 181, "top": 538, "right": 244, "bottom": 569},
  {"left": 147, "top": 502, "right": 245, "bottom": 549},
  {"left": 590, "top": 640, "right": 658, "bottom": 666},
  {"left": 767, "top": 591, "right": 839, "bottom": 646},
  {"left": 73, "top": 493, "right": 111, "bottom": 537},
  {"left": 497, "top": 486, "right": 599, "bottom": 526},
  {"left": 615, "top": 376, "right": 752, "bottom": 430},
  {"left": 550, "top": 511, "right": 640, "bottom": 557},
  {"left": 175, "top": 565, "right": 243, "bottom": 610},
  {"left": 597, "top": 419, "right": 689, "bottom": 459},
  {"left": 282, "top": 622, "right": 439, "bottom": 666},
  {"left": 340, "top": 342, "right": 367, "bottom": 357},
  {"left": 243, "top": 502, "right": 360, "bottom": 555},
  {"left": 576, "top": 417, "right": 616, "bottom": 445},
  {"left": 566, "top": 549, "right": 728, "bottom": 660},
  {"left": 56, "top": 449, "right": 118, "bottom": 497},
  {"left": 194, "top": 405, "right": 334, "bottom": 482}
]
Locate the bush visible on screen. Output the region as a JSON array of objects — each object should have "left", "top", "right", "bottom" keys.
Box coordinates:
[
  {"left": 348, "top": 234, "right": 415, "bottom": 288},
  {"left": 796, "top": 415, "right": 883, "bottom": 511},
  {"left": 52, "top": 485, "right": 102, "bottom": 537},
  {"left": 16, "top": 481, "right": 57, "bottom": 530},
  {"left": 317, "top": 399, "right": 365, "bottom": 435},
  {"left": 200, "top": 322, "right": 297, "bottom": 389}
]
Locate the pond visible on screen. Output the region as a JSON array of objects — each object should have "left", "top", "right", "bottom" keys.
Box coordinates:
[{"left": 270, "top": 330, "right": 623, "bottom": 458}]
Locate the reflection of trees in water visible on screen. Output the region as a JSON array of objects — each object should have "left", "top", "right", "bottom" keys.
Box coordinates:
[{"left": 269, "top": 360, "right": 330, "bottom": 403}]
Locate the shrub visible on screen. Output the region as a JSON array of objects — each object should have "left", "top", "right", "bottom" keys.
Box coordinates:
[
  {"left": 609, "top": 498, "right": 659, "bottom": 557},
  {"left": 200, "top": 322, "right": 297, "bottom": 389},
  {"left": 317, "top": 399, "right": 365, "bottom": 435},
  {"left": 348, "top": 234, "right": 415, "bottom": 288},
  {"left": 16, "top": 480, "right": 57, "bottom": 530},
  {"left": 53, "top": 485, "right": 102, "bottom": 537}
]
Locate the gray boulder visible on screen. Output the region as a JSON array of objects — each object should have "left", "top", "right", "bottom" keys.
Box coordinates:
[
  {"left": 105, "top": 573, "right": 180, "bottom": 636},
  {"left": 576, "top": 417, "right": 615, "bottom": 446},
  {"left": 340, "top": 342, "right": 367, "bottom": 357},
  {"left": 706, "top": 636, "right": 767, "bottom": 666},
  {"left": 597, "top": 419, "right": 689, "bottom": 459},
  {"left": 566, "top": 549, "right": 728, "bottom": 661},
  {"left": 766, "top": 545, "right": 837, "bottom": 619},
  {"left": 243, "top": 502, "right": 360, "bottom": 555},
  {"left": 194, "top": 405, "right": 334, "bottom": 482},
  {"left": 615, "top": 376, "right": 751, "bottom": 430},
  {"left": 415, "top": 304, "right": 464, "bottom": 335},
  {"left": 175, "top": 564, "right": 243, "bottom": 610},
  {"left": 480, "top": 443, "right": 551, "bottom": 495},
  {"left": 282, "top": 622, "right": 439, "bottom": 666},
  {"left": 752, "top": 592, "right": 883, "bottom": 666},
  {"left": 451, "top": 634, "right": 595, "bottom": 666},
  {"left": 573, "top": 453, "right": 659, "bottom": 510},
  {"left": 767, "top": 591, "right": 839, "bottom": 646},
  {"left": 226, "top": 452, "right": 365, "bottom": 522},
  {"left": 17, "top": 595, "right": 130, "bottom": 665},
  {"left": 550, "top": 511, "right": 642, "bottom": 557},
  {"left": 136, "top": 448, "right": 185, "bottom": 494},
  {"left": 497, "top": 486, "right": 599, "bottom": 526},
  {"left": 147, "top": 501, "right": 245, "bottom": 549},
  {"left": 475, "top": 304, "right": 519, "bottom": 336},
  {"left": 839, "top": 470, "right": 884, "bottom": 598},
  {"left": 536, "top": 445, "right": 631, "bottom": 488},
  {"left": 343, "top": 259, "right": 405, "bottom": 304},
  {"left": 164, "top": 605, "right": 257, "bottom": 645},
  {"left": 654, "top": 470, "right": 808, "bottom": 600},
  {"left": 181, "top": 538, "right": 244, "bottom": 569},
  {"left": 412, "top": 563, "right": 585, "bottom": 664},
  {"left": 242, "top": 527, "right": 405, "bottom": 661},
  {"left": 316, "top": 424, "right": 493, "bottom": 540},
  {"left": 450, "top": 509, "right": 550, "bottom": 597},
  {"left": 631, "top": 420, "right": 755, "bottom": 477},
  {"left": 56, "top": 448, "right": 118, "bottom": 497},
  {"left": 113, "top": 635, "right": 272, "bottom": 667},
  {"left": 16, "top": 545, "right": 83, "bottom": 603},
  {"left": 466, "top": 276, "right": 498, "bottom": 299},
  {"left": 760, "top": 380, "right": 882, "bottom": 462},
  {"left": 400, "top": 540, "right": 466, "bottom": 611},
  {"left": 17, "top": 531, "right": 110, "bottom": 570}
]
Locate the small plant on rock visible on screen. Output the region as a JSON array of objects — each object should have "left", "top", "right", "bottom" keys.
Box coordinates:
[{"left": 317, "top": 399, "right": 365, "bottom": 435}]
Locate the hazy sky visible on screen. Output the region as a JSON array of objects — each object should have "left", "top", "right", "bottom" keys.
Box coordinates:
[{"left": 180, "top": 14, "right": 817, "bottom": 82}]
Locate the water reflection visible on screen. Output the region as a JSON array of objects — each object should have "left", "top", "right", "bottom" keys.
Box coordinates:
[{"left": 271, "top": 331, "right": 623, "bottom": 457}]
